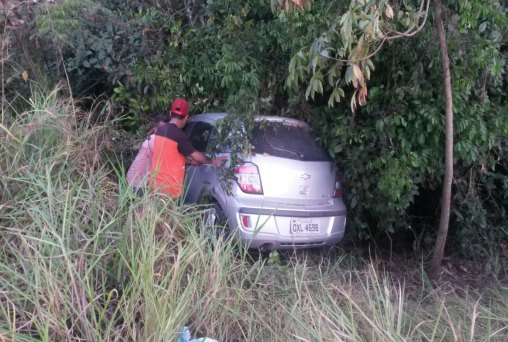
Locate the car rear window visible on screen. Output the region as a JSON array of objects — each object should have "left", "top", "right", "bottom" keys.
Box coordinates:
[{"left": 251, "top": 122, "right": 330, "bottom": 161}]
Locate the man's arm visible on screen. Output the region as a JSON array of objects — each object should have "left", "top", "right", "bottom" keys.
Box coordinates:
[
  {"left": 176, "top": 129, "right": 226, "bottom": 167},
  {"left": 190, "top": 151, "right": 225, "bottom": 167}
]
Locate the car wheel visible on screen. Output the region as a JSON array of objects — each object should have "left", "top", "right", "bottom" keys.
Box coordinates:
[{"left": 202, "top": 202, "right": 229, "bottom": 239}]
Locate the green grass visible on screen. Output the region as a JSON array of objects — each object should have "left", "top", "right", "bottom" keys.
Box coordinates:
[{"left": 1, "top": 88, "right": 507, "bottom": 341}]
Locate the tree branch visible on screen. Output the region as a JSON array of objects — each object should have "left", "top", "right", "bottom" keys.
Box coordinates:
[{"left": 386, "top": 0, "right": 430, "bottom": 40}]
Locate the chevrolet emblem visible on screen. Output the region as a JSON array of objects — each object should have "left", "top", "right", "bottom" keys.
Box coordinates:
[{"left": 300, "top": 173, "right": 311, "bottom": 181}]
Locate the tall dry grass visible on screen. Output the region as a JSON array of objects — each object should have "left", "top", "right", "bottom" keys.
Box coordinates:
[{"left": 1, "top": 88, "right": 507, "bottom": 341}]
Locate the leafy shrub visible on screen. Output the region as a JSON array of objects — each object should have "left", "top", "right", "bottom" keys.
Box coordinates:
[
  {"left": 11, "top": 0, "right": 508, "bottom": 256},
  {"left": 1, "top": 88, "right": 508, "bottom": 340}
]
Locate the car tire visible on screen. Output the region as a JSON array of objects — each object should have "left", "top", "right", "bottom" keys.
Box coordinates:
[{"left": 202, "top": 201, "right": 230, "bottom": 239}]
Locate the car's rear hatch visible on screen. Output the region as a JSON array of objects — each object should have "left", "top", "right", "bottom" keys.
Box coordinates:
[{"left": 246, "top": 119, "right": 336, "bottom": 206}]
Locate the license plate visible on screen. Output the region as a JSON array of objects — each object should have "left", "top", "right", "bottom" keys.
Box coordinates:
[{"left": 290, "top": 218, "right": 320, "bottom": 234}]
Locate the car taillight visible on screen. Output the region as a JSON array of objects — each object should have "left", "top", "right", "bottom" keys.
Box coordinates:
[
  {"left": 235, "top": 163, "right": 263, "bottom": 194},
  {"left": 240, "top": 214, "right": 251, "bottom": 228},
  {"left": 333, "top": 173, "right": 343, "bottom": 198}
]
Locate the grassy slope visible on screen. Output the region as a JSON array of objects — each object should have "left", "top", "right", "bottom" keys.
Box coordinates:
[{"left": 1, "top": 89, "right": 507, "bottom": 341}]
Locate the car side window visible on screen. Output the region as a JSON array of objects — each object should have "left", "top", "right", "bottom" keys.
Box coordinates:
[
  {"left": 205, "top": 127, "right": 233, "bottom": 154},
  {"left": 184, "top": 122, "right": 194, "bottom": 136},
  {"left": 188, "top": 122, "right": 213, "bottom": 153}
]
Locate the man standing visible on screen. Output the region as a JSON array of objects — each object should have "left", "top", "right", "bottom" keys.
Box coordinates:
[
  {"left": 151, "top": 98, "right": 224, "bottom": 198},
  {"left": 126, "top": 114, "right": 169, "bottom": 194}
]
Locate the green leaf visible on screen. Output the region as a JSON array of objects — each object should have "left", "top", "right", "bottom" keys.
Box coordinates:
[
  {"left": 311, "top": 55, "right": 319, "bottom": 73},
  {"left": 345, "top": 65, "right": 353, "bottom": 84},
  {"left": 304, "top": 80, "right": 313, "bottom": 100},
  {"left": 366, "top": 59, "right": 375, "bottom": 71},
  {"left": 340, "top": 12, "right": 352, "bottom": 44},
  {"left": 319, "top": 49, "right": 329, "bottom": 58},
  {"left": 328, "top": 87, "right": 344, "bottom": 107},
  {"left": 478, "top": 21, "right": 487, "bottom": 33},
  {"left": 316, "top": 78, "right": 323, "bottom": 94},
  {"left": 328, "top": 93, "right": 336, "bottom": 107}
]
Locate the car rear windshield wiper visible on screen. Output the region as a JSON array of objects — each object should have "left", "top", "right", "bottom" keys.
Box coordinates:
[{"left": 266, "top": 139, "right": 304, "bottom": 160}]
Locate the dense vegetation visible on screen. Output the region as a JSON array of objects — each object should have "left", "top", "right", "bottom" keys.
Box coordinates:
[
  {"left": 1, "top": 92, "right": 507, "bottom": 340},
  {"left": 13, "top": 1, "right": 508, "bottom": 255},
  {"left": 1, "top": 0, "right": 507, "bottom": 339}
]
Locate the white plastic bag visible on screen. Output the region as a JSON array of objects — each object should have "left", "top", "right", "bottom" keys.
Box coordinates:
[{"left": 177, "top": 326, "right": 219, "bottom": 342}]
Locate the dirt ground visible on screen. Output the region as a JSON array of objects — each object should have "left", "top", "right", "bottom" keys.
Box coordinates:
[{"left": 276, "top": 243, "right": 508, "bottom": 295}]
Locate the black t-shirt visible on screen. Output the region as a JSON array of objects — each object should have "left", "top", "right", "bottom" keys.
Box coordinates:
[{"left": 155, "top": 123, "right": 196, "bottom": 157}]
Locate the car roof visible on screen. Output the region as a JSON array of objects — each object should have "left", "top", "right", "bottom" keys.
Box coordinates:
[
  {"left": 189, "top": 112, "right": 308, "bottom": 128},
  {"left": 188, "top": 112, "right": 226, "bottom": 124}
]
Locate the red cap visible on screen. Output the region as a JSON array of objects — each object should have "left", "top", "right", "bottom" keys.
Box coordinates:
[{"left": 170, "top": 98, "right": 189, "bottom": 117}]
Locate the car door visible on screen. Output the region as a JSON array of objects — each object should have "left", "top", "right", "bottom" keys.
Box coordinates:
[{"left": 184, "top": 121, "right": 215, "bottom": 203}]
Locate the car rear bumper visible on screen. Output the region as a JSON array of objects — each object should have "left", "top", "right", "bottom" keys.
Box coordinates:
[
  {"left": 238, "top": 229, "right": 345, "bottom": 250},
  {"left": 226, "top": 205, "right": 346, "bottom": 250}
]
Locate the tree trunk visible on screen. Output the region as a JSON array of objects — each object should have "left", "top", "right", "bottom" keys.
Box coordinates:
[{"left": 429, "top": 0, "right": 454, "bottom": 281}]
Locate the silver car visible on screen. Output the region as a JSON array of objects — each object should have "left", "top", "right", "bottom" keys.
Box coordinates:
[{"left": 184, "top": 113, "right": 346, "bottom": 251}]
